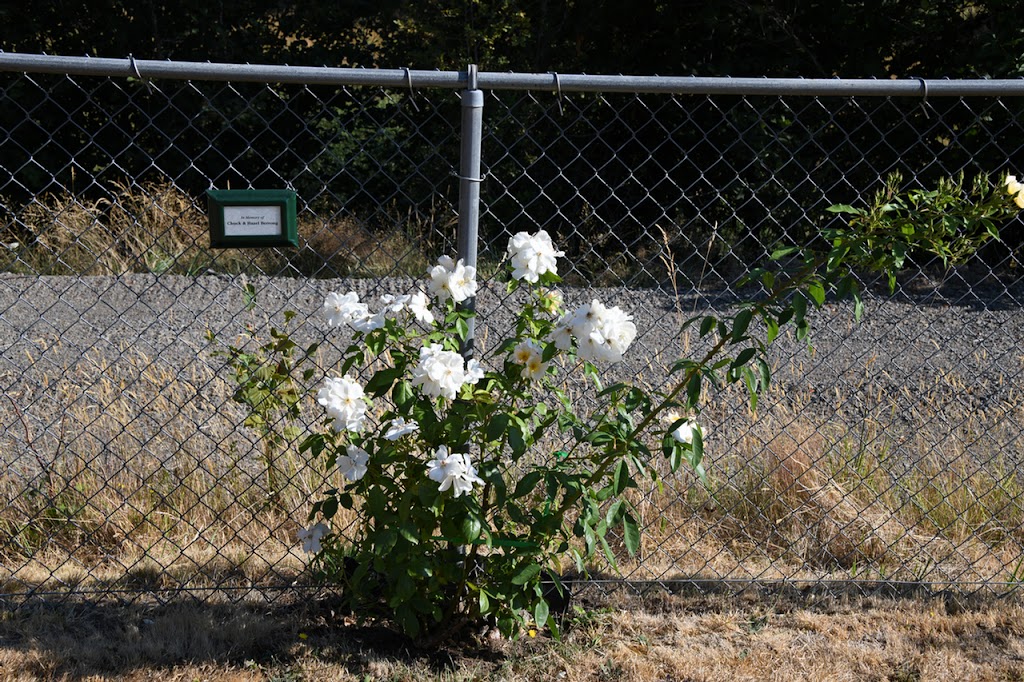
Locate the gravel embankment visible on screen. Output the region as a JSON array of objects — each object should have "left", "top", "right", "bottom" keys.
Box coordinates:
[{"left": 1, "top": 272, "right": 1022, "bottom": 472}]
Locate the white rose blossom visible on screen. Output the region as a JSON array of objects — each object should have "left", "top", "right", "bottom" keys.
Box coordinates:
[
  {"left": 380, "top": 293, "right": 410, "bottom": 316},
  {"left": 337, "top": 444, "right": 370, "bottom": 481},
  {"left": 350, "top": 310, "right": 386, "bottom": 332},
  {"left": 551, "top": 299, "right": 637, "bottom": 363},
  {"left": 324, "top": 291, "right": 369, "bottom": 328},
  {"left": 1006, "top": 174, "right": 1022, "bottom": 195},
  {"left": 663, "top": 411, "right": 704, "bottom": 445},
  {"left": 377, "top": 291, "right": 435, "bottom": 326},
  {"left": 427, "top": 256, "right": 478, "bottom": 304},
  {"left": 297, "top": 523, "right": 329, "bottom": 554},
  {"left": 317, "top": 375, "right": 369, "bottom": 432},
  {"left": 1006, "top": 174, "right": 1024, "bottom": 208},
  {"left": 410, "top": 343, "right": 483, "bottom": 400},
  {"left": 426, "top": 445, "right": 484, "bottom": 497},
  {"left": 511, "top": 339, "right": 548, "bottom": 381},
  {"left": 551, "top": 323, "right": 574, "bottom": 351},
  {"left": 323, "top": 291, "right": 384, "bottom": 332},
  {"left": 507, "top": 229, "right": 565, "bottom": 283},
  {"left": 465, "top": 358, "right": 485, "bottom": 385},
  {"left": 407, "top": 291, "right": 435, "bottom": 325},
  {"left": 384, "top": 416, "right": 420, "bottom": 440}
]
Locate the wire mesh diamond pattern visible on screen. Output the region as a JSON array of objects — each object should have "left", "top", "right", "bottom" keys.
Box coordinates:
[{"left": 1, "top": 67, "right": 1023, "bottom": 606}]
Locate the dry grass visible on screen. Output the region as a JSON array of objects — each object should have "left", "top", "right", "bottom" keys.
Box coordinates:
[
  {"left": 0, "top": 338, "right": 359, "bottom": 602},
  {"left": 1, "top": 181, "right": 439, "bottom": 279},
  {"left": 2, "top": 334, "right": 1023, "bottom": 608},
  {"left": 611, "top": 381, "right": 1024, "bottom": 589},
  {"left": 2, "top": 588, "right": 1023, "bottom": 680}
]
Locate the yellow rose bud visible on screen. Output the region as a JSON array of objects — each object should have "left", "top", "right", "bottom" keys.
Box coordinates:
[
  {"left": 537, "top": 287, "right": 564, "bottom": 315},
  {"left": 1007, "top": 174, "right": 1023, "bottom": 195},
  {"left": 1015, "top": 192, "right": 1024, "bottom": 209}
]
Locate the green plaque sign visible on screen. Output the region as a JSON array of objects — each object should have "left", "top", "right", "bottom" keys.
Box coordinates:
[{"left": 207, "top": 189, "right": 298, "bottom": 248}]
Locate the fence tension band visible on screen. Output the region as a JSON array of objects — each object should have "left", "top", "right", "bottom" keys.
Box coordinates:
[{"left": 549, "top": 71, "right": 564, "bottom": 115}]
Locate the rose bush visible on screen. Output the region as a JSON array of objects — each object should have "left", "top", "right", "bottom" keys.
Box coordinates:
[
  {"left": 300, "top": 227, "right": 667, "bottom": 640},
  {"left": 215, "top": 172, "right": 1019, "bottom": 643}
]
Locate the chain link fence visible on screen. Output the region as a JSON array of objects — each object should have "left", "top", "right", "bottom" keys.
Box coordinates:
[{"left": 1, "top": 55, "right": 1023, "bottom": 606}]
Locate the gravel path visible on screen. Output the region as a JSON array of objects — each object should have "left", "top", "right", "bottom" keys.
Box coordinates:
[{"left": 1, "top": 272, "right": 1022, "bottom": 472}]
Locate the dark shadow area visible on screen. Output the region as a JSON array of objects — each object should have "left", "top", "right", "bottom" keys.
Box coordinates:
[
  {"left": 1, "top": 571, "right": 1018, "bottom": 678},
  {"left": 0, "top": 587, "right": 507, "bottom": 679}
]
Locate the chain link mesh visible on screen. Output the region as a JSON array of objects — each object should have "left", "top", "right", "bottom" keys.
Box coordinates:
[{"left": 1, "top": 68, "right": 1022, "bottom": 606}]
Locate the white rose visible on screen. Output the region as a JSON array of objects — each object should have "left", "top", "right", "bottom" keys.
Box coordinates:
[
  {"left": 426, "top": 445, "right": 484, "bottom": 497},
  {"left": 338, "top": 444, "right": 370, "bottom": 481},
  {"left": 317, "top": 375, "right": 369, "bottom": 432},
  {"left": 507, "top": 230, "right": 564, "bottom": 283}
]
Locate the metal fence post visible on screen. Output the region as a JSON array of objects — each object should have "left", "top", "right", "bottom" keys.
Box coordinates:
[{"left": 457, "top": 64, "right": 483, "bottom": 358}]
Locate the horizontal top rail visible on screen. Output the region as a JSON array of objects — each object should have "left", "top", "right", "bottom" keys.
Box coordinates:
[{"left": 2, "top": 52, "right": 1024, "bottom": 96}]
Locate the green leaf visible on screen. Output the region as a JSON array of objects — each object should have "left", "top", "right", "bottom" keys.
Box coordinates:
[
  {"left": 507, "top": 503, "right": 528, "bottom": 525},
  {"left": 699, "top": 315, "right": 716, "bottom": 337},
  {"left": 597, "top": 382, "right": 630, "bottom": 398},
  {"left": 689, "top": 429, "right": 705, "bottom": 480},
  {"left": 796, "top": 319, "right": 810, "bottom": 342},
  {"left": 321, "top": 496, "right": 338, "bottom": 520},
  {"left": 479, "top": 589, "right": 490, "bottom": 614},
  {"left": 743, "top": 367, "right": 759, "bottom": 412},
  {"left": 486, "top": 413, "right": 511, "bottom": 443},
  {"left": 807, "top": 280, "right": 826, "bottom": 307},
  {"left": 826, "top": 203, "right": 862, "bottom": 215},
  {"left": 732, "top": 308, "right": 753, "bottom": 342},
  {"left": 242, "top": 282, "right": 257, "bottom": 311},
  {"left": 395, "top": 606, "right": 420, "bottom": 638},
  {"left": 686, "top": 371, "right": 702, "bottom": 408},
  {"left": 757, "top": 358, "right": 771, "bottom": 392},
  {"left": 613, "top": 459, "right": 630, "bottom": 495},
  {"left": 622, "top": 511, "right": 641, "bottom": 557},
  {"left": 398, "top": 524, "right": 419, "bottom": 546},
  {"left": 498, "top": 616, "right": 518, "bottom": 637},
  {"left": 508, "top": 423, "right": 527, "bottom": 458},
  {"left": 605, "top": 499, "right": 624, "bottom": 528},
  {"left": 377, "top": 528, "right": 398, "bottom": 554},
  {"left": 534, "top": 598, "right": 550, "bottom": 629},
  {"left": 513, "top": 471, "right": 543, "bottom": 499},
  {"left": 461, "top": 515, "right": 482, "bottom": 543},
  {"left": 455, "top": 316, "right": 469, "bottom": 341},
  {"left": 669, "top": 443, "right": 683, "bottom": 473},
  {"left": 365, "top": 367, "right": 402, "bottom": 397},
  {"left": 511, "top": 563, "right": 542, "bottom": 586},
  {"left": 730, "top": 347, "right": 756, "bottom": 371},
  {"left": 299, "top": 434, "right": 324, "bottom": 457},
  {"left": 792, "top": 293, "right": 807, "bottom": 323},
  {"left": 598, "top": 530, "right": 618, "bottom": 569},
  {"left": 393, "top": 380, "right": 414, "bottom": 409},
  {"left": 770, "top": 245, "right": 801, "bottom": 260}
]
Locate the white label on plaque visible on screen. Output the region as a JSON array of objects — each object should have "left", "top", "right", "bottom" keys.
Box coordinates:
[{"left": 223, "top": 205, "right": 283, "bottom": 237}]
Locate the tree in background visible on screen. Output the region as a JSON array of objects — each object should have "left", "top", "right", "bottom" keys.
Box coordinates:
[{"left": 3, "top": 1, "right": 1021, "bottom": 78}]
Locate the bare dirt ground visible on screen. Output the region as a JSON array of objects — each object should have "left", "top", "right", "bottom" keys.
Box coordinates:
[{"left": 2, "top": 587, "right": 1024, "bottom": 681}]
